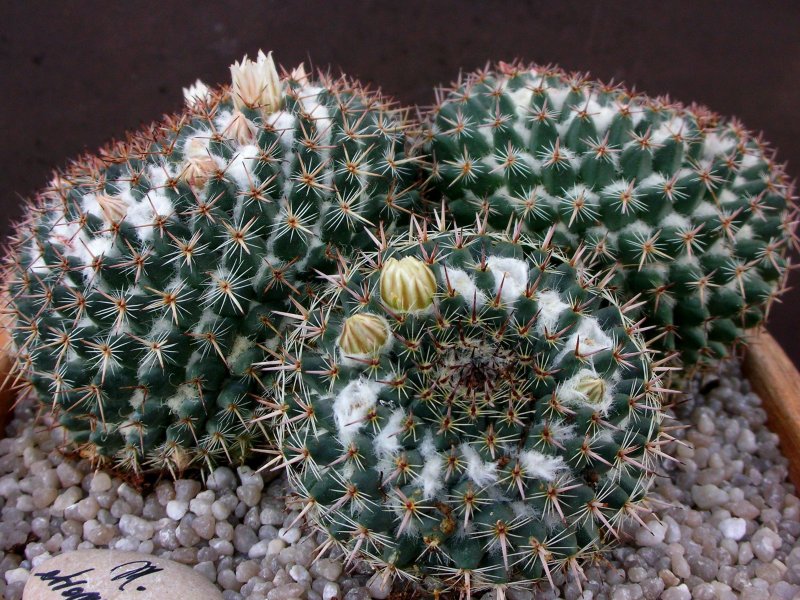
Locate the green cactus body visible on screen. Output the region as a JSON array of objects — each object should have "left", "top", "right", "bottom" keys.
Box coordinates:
[
  {"left": 423, "top": 62, "right": 796, "bottom": 366},
  {"left": 275, "top": 226, "right": 664, "bottom": 594},
  {"left": 4, "top": 53, "right": 419, "bottom": 475}
]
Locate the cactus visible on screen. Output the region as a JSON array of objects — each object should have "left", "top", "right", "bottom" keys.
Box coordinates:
[
  {"left": 272, "top": 223, "right": 667, "bottom": 595},
  {"left": 2, "top": 51, "right": 420, "bottom": 475},
  {"left": 422, "top": 62, "right": 797, "bottom": 366}
]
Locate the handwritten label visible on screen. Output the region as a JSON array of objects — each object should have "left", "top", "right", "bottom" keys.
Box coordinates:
[
  {"left": 32, "top": 567, "right": 101, "bottom": 599},
  {"left": 33, "top": 560, "right": 163, "bottom": 598},
  {"left": 110, "top": 561, "right": 164, "bottom": 592},
  {"left": 24, "top": 550, "right": 223, "bottom": 600}
]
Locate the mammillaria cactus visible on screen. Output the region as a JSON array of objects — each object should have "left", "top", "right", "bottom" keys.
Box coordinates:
[
  {"left": 2, "top": 50, "right": 419, "bottom": 475},
  {"left": 272, "top": 223, "right": 668, "bottom": 595},
  {"left": 422, "top": 62, "right": 797, "bottom": 366}
]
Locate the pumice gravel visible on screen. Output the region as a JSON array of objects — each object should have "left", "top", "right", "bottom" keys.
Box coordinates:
[{"left": 0, "top": 360, "right": 799, "bottom": 600}]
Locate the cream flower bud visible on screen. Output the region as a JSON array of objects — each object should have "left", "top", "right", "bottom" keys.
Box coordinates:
[
  {"left": 223, "top": 110, "right": 257, "bottom": 144},
  {"left": 574, "top": 376, "right": 606, "bottom": 405},
  {"left": 181, "top": 137, "right": 218, "bottom": 188},
  {"left": 182, "top": 79, "right": 211, "bottom": 108},
  {"left": 338, "top": 313, "right": 390, "bottom": 356},
  {"left": 230, "top": 50, "right": 282, "bottom": 114},
  {"left": 289, "top": 63, "right": 310, "bottom": 86},
  {"left": 95, "top": 193, "right": 128, "bottom": 224},
  {"left": 380, "top": 256, "right": 437, "bottom": 312}
]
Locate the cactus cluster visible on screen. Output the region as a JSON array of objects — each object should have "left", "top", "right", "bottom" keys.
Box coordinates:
[
  {"left": 422, "top": 62, "right": 796, "bottom": 366},
  {"left": 273, "top": 224, "right": 666, "bottom": 595},
  {"left": 3, "top": 49, "right": 796, "bottom": 595},
  {"left": 3, "top": 51, "right": 419, "bottom": 475}
]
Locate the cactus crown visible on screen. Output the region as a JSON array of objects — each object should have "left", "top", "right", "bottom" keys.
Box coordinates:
[
  {"left": 422, "top": 61, "right": 797, "bottom": 366},
  {"left": 3, "top": 52, "right": 420, "bottom": 476},
  {"left": 274, "top": 223, "right": 665, "bottom": 594}
]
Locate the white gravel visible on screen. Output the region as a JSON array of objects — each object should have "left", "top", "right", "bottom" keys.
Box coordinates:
[{"left": 1, "top": 359, "right": 799, "bottom": 599}]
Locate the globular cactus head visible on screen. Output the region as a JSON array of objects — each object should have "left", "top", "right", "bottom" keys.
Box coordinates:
[
  {"left": 273, "top": 222, "right": 666, "bottom": 595},
  {"left": 421, "top": 61, "right": 797, "bottom": 367},
  {"left": 3, "top": 50, "right": 420, "bottom": 476}
]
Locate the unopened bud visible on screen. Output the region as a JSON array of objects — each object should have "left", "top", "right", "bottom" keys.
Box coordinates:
[
  {"left": 380, "top": 256, "right": 437, "bottom": 312},
  {"left": 575, "top": 376, "right": 606, "bottom": 405},
  {"left": 338, "top": 313, "right": 390, "bottom": 356}
]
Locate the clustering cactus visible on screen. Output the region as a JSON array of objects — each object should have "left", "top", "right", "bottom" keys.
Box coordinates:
[
  {"left": 422, "top": 62, "right": 796, "bottom": 366},
  {"left": 2, "top": 51, "right": 419, "bottom": 475},
  {"left": 5, "top": 48, "right": 794, "bottom": 595},
  {"left": 273, "top": 223, "right": 667, "bottom": 595}
]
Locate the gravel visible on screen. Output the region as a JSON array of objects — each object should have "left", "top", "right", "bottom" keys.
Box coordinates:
[{"left": 1, "top": 359, "right": 800, "bottom": 599}]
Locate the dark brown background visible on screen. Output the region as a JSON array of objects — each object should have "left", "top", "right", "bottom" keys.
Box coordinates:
[{"left": 3, "top": 1, "right": 800, "bottom": 363}]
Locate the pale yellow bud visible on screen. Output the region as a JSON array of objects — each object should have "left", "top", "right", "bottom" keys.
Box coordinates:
[
  {"left": 95, "top": 193, "right": 128, "bottom": 224},
  {"left": 181, "top": 138, "right": 218, "bottom": 188},
  {"left": 338, "top": 313, "right": 390, "bottom": 356},
  {"left": 575, "top": 376, "right": 606, "bottom": 405},
  {"left": 230, "top": 50, "right": 282, "bottom": 114},
  {"left": 223, "top": 109, "right": 257, "bottom": 144},
  {"left": 380, "top": 256, "right": 437, "bottom": 312},
  {"left": 289, "top": 63, "right": 310, "bottom": 86}
]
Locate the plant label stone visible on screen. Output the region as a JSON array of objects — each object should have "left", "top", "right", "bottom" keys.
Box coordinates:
[{"left": 23, "top": 549, "right": 222, "bottom": 599}]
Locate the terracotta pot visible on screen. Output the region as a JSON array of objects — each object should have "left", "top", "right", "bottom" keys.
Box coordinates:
[
  {"left": 742, "top": 329, "right": 800, "bottom": 490},
  {"left": 0, "top": 328, "right": 16, "bottom": 435}
]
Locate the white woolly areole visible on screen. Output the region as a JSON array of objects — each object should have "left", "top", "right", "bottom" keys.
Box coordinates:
[
  {"left": 372, "top": 409, "right": 405, "bottom": 459},
  {"left": 443, "top": 266, "right": 487, "bottom": 307},
  {"left": 227, "top": 144, "right": 260, "bottom": 189},
  {"left": 332, "top": 379, "right": 384, "bottom": 445},
  {"left": 740, "top": 152, "right": 762, "bottom": 169},
  {"left": 651, "top": 116, "right": 687, "bottom": 145},
  {"left": 590, "top": 101, "right": 618, "bottom": 135},
  {"left": 415, "top": 433, "right": 444, "bottom": 499},
  {"left": 486, "top": 255, "right": 529, "bottom": 306},
  {"left": 418, "top": 460, "right": 444, "bottom": 500},
  {"left": 536, "top": 290, "right": 569, "bottom": 333},
  {"left": 661, "top": 213, "right": 692, "bottom": 229},
  {"left": 735, "top": 224, "right": 755, "bottom": 241},
  {"left": 460, "top": 443, "right": 498, "bottom": 487},
  {"left": 519, "top": 450, "right": 567, "bottom": 482},
  {"left": 556, "top": 367, "right": 616, "bottom": 413},
  {"left": 639, "top": 172, "right": 666, "bottom": 190},
  {"left": 226, "top": 335, "right": 255, "bottom": 365},
  {"left": 546, "top": 85, "right": 571, "bottom": 112},
  {"left": 166, "top": 383, "right": 201, "bottom": 414},
  {"left": 703, "top": 132, "right": 736, "bottom": 160},
  {"left": 719, "top": 189, "right": 738, "bottom": 205},
  {"left": 505, "top": 85, "right": 534, "bottom": 118},
  {"left": 557, "top": 316, "right": 614, "bottom": 364}
]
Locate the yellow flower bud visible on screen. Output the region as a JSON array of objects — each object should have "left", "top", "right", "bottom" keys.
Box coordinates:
[
  {"left": 380, "top": 256, "right": 437, "bottom": 312},
  {"left": 338, "top": 313, "right": 390, "bottom": 356},
  {"left": 574, "top": 376, "right": 606, "bottom": 405}
]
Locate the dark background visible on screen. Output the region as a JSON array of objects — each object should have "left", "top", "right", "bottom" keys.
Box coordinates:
[{"left": 3, "top": 1, "right": 800, "bottom": 364}]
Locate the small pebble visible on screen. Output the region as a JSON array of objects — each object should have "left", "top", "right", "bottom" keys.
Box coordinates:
[
  {"left": 719, "top": 517, "right": 747, "bottom": 540},
  {"left": 89, "top": 471, "right": 112, "bottom": 493},
  {"left": 166, "top": 499, "right": 189, "bottom": 520},
  {"left": 635, "top": 521, "right": 667, "bottom": 547},
  {"left": 661, "top": 584, "right": 691, "bottom": 600}
]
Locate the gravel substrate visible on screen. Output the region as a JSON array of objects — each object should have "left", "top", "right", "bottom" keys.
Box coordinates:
[{"left": 1, "top": 359, "right": 800, "bottom": 599}]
